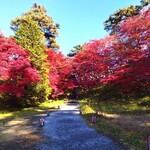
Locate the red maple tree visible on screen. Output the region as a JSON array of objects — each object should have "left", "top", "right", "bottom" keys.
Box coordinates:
[{"left": 0, "top": 35, "right": 39, "bottom": 97}]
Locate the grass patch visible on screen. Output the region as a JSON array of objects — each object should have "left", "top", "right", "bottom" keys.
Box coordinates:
[
  {"left": 80, "top": 101, "right": 95, "bottom": 114},
  {"left": 0, "top": 100, "right": 64, "bottom": 123},
  {"left": 79, "top": 99, "right": 149, "bottom": 150},
  {"left": 0, "top": 100, "right": 61, "bottom": 149},
  {"left": 89, "top": 96, "right": 150, "bottom": 115},
  {"left": 95, "top": 119, "right": 147, "bottom": 150},
  {"left": 37, "top": 100, "right": 64, "bottom": 110}
]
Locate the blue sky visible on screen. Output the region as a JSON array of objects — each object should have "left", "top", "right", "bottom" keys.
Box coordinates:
[{"left": 0, "top": 0, "right": 141, "bottom": 55}]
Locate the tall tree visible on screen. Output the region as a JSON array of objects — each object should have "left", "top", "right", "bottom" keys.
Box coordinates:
[
  {"left": 140, "top": 0, "right": 150, "bottom": 6},
  {"left": 104, "top": 1, "right": 149, "bottom": 35},
  {"left": 67, "top": 44, "right": 83, "bottom": 57},
  {"left": 15, "top": 16, "right": 51, "bottom": 102},
  {"left": 47, "top": 49, "right": 69, "bottom": 97},
  {"left": 11, "top": 2, "right": 59, "bottom": 49},
  {"left": 0, "top": 34, "right": 39, "bottom": 107},
  {"left": 101, "top": 8, "right": 150, "bottom": 95}
]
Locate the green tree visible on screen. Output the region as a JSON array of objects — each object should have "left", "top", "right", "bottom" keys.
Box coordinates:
[
  {"left": 104, "top": 5, "right": 140, "bottom": 35},
  {"left": 140, "top": 0, "right": 150, "bottom": 6},
  {"left": 15, "top": 16, "right": 51, "bottom": 103},
  {"left": 67, "top": 44, "right": 83, "bottom": 57},
  {"left": 11, "top": 2, "right": 59, "bottom": 49},
  {"left": 104, "top": 1, "right": 149, "bottom": 35}
]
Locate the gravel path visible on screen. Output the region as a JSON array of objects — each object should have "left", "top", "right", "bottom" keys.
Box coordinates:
[{"left": 35, "top": 102, "right": 125, "bottom": 150}]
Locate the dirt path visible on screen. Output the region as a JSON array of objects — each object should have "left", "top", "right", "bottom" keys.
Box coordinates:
[{"left": 35, "top": 102, "right": 125, "bottom": 150}]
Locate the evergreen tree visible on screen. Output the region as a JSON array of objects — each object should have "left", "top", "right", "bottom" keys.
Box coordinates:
[
  {"left": 15, "top": 16, "right": 51, "bottom": 102},
  {"left": 11, "top": 2, "right": 59, "bottom": 49},
  {"left": 140, "top": 0, "right": 150, "bottom": 6},
  {"left": 67, "top": 45, "right": 83, "bottom": 57},
  {"left": 104, "top": 1, "right": 149, "bottom": 35}
]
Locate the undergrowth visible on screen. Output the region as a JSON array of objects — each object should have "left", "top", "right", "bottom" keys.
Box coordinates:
[
  {"left": 79, "top": 97, "right": 150, "bottom": 150},
  {"left": 0, "top": 100, "right": 64, "bottom": 121}
]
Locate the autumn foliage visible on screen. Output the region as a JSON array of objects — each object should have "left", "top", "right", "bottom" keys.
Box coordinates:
[
  {"left": 70, "top": 8, "right": 150, "bottom": 95},
  {"left": 0, "top": 7, "right": 149, "bottom": 107},
  {"left": 47, "top": 49, "right": 77, "bottom": 98},
  {"left": 0, "top": 35, "right": 39, "bottom": 97}
]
